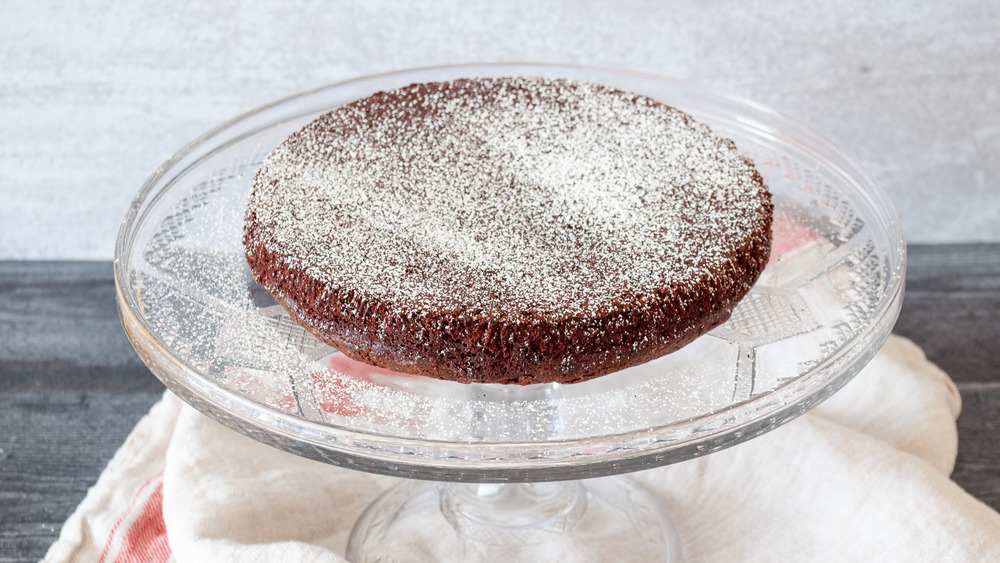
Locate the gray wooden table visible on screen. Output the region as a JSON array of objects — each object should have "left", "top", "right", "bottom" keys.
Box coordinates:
[{"left": 2, "top": 245, "right": 998, "bottom": 561}]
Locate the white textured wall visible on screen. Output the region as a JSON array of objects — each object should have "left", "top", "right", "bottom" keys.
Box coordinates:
[{"left": 1, "top": 0, "right": 997, "bottom": 259}]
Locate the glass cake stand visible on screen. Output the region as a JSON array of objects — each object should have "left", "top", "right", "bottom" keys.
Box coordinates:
[{"left": 115, "top": 64, "right": 905, "bottom": 562}]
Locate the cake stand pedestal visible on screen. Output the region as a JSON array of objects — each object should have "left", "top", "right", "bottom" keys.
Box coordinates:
[
  {"left": 347, "top": 478, "right": 682, "bottom": 562},
  {"left": 115, "top": 64, "right": 905, "bottom": 562}
]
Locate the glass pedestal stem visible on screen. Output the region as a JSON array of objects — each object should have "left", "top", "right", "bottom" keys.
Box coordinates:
[{"left": 346, "top": 476, "right": 684, "bottom": 562}]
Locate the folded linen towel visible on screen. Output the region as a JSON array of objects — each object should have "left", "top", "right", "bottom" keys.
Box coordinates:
[{"left": 43, "top": 335, "right": 1000, "bottom": 562}]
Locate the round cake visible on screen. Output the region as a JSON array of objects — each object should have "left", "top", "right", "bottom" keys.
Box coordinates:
[{"left": 244, "top": 77, "right": 773, "bottom": 385}]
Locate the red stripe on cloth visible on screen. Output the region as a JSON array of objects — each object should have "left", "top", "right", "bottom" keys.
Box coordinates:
[
  {"left": 98, "top": 472, "right": 161, "bottom": 563},
  {"left": 115, "top": 482, "right": 172, "bottom": 563}
]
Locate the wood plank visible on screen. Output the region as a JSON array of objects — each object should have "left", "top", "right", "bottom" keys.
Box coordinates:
[
  {"left": 0, "top": 261, "right": 160, "bottom": 393},
  {"left": 0, "top": 392, "right": 162, "bottom": 562},
  {"left": 0, "top": 262, "right": 164, "bottom": 561},
  {"left": 953, "top": 382, "right": 1000, "bottom": 511},
  {"left": 894, "top": 244, "right": 1000, "bottom": 384}
]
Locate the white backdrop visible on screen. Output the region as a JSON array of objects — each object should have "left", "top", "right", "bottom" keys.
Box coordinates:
[{"left": 1, "top": 0, "right": 997, "bottom": 259}]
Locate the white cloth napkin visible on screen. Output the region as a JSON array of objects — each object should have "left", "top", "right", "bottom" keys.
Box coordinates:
[{"left": 44, "top": 335, "right": 1000, "bottom": 562}]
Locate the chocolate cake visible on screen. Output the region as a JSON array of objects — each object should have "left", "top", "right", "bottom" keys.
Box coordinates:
[{"left": 244, "top": 77, "right": 773, "bottom": 385}]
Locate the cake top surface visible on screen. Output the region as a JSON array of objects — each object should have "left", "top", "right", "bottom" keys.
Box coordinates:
[{"left": 248, "top": 77, "right": 770, "bottom": 319}]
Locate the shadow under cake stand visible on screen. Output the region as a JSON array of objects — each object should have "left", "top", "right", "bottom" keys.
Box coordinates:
[{"left": 114, "top": 64, "right": 905, "bottom": 562}]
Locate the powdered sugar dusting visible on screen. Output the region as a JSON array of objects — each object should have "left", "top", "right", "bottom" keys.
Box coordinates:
[{"left": 247, "top": 77, "right": 769, "bottom": 319}]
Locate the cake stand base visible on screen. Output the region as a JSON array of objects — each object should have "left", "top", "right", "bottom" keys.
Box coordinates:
[{"left": 346, "top": 476, "right": 683, "bottom": 562}]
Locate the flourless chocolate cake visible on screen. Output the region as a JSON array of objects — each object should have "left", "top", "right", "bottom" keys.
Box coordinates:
[{"left": 244, "top": 77, "right": 772, "bottom": 384}]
